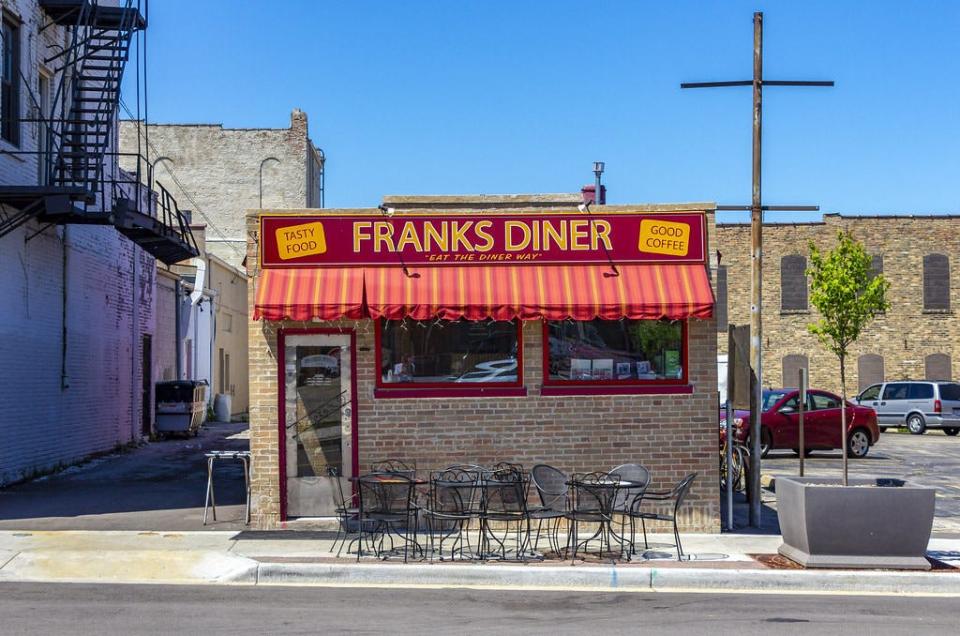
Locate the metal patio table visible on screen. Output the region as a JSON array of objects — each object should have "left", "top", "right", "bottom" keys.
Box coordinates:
[{"left": 565, "top": 477, "right": 639, "bottom": 559}]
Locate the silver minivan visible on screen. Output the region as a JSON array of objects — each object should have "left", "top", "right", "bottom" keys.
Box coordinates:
[{"left": 856, "top": 381, "right": 960, "bottom": 435}]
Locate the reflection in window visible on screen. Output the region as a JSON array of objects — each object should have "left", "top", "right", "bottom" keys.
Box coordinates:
[
  {"left": 379, "top": 318, "right": 519, "bottom": 385},
  {"left": 546, "top": 319, "right": 684, "bottom": 383}
]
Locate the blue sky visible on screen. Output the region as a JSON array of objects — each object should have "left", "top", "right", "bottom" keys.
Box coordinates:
[{"left": 130, "top": 1, "right": 960, "bottom": 222}]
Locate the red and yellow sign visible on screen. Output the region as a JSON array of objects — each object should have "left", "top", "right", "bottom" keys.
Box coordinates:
[{"left": 259, "top": 211, "right": 706, "bottom": 268}]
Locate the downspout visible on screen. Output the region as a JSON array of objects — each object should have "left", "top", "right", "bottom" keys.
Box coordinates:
[
  {"left": 131, "top": 246, "right": 139, "bottom": 442},
  {"left": 174, "top": 277, "right": 182, "bottom": 379},
  {"left": 61, "top": 227, "right": 69, "bottom": 390}
]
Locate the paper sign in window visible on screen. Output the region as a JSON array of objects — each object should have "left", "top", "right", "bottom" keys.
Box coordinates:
[
  {"left": 276, "top": 222, "right": 327, "bottom": 260},
  {"left": 638, "top": 219, "right": 690, "bottom": 257}
]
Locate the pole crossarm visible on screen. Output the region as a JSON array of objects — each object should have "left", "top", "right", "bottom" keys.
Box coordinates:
[
  {"left": 682, "top": 80, "right": 834, "bottom": 89},
  {"left": 716, "top": 205, "right": 820, "bottom": 212}
]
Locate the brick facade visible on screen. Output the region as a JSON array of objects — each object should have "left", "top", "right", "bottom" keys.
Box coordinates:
[
  {"left": 246, "top": 204, "right": 721, "bottom": 532},
  {"left": 0, "top": 0, "right": 157, "bottom": 484},
  {"left": 717, "top": 214, "right": 960, "bottom": 395}
]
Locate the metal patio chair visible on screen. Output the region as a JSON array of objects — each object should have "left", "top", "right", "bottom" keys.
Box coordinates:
[
  {"left": 529, "top": 464, "right": 569, "bottom": 556},
  {"left": 356, "top": 472, "right": 419, "bottom": 562},
  {"left": 370, "top": 458, "right": 417, "bottom": 478},
  {"left": 624, "top": 472, "right": 698, "bottom": 561},
  {"left": 480, "top": 466, "right": 532, "bottom": 560},
  {"left": 609, "top": 463, "right": 651, "bottom": 547},
  {"left": 326, "top": 466, "right": 358, "bottom": 557},
  {"left": 565, "top": 472, "right": 620, "bottom": 560},
  {"left": 421, "top": 467, "right": 481, "bottom": 561}
]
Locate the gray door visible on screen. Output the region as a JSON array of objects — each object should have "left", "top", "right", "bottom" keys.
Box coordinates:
[
  {"left": 879, "top": 382, "right": 910, "bottom": 426},
  {"left": 283, "top": 333, "right": 354, "bottom": 518}
]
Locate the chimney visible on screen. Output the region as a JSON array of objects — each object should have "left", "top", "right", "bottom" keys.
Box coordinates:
[{"left": 580, "top": 185, "right": 606, "bottom": 205}]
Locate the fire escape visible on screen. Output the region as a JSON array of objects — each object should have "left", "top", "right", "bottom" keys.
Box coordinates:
[{"left": 0, "top": 0, "right": 198, "bottom": 265}]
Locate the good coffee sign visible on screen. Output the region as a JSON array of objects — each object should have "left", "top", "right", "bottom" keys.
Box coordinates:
[{"left": 259, "top": 211, "right": 706, "bottom": 268}]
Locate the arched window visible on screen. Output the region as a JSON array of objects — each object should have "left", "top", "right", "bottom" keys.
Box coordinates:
[
  {"left": 925, "top": 354, "right": 952, "bottom": 382},
  {"left": 781, "top": 255, "right": 808, "bottom": 311},
  {"left": 923, "top": 254, "right": 950, "bottom": 311},
  {"left": 782, "top": 354, "right": 809, "bottom": 388},
  {"left": 857, "top": 354, "right": 884, "bottom": 392}
]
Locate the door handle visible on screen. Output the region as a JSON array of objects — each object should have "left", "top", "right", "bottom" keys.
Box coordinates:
[{"left": 880, "top": 402, "right": 886, "bottom": 406}]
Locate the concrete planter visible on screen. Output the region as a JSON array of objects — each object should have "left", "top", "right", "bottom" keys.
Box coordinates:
[{"left": 776, "top": 476, "right": 935, "bottom": 570}]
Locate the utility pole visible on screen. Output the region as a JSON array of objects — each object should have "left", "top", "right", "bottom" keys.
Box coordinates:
[{"left": 681, "top": 12, "right": 833, "bottom": 528}]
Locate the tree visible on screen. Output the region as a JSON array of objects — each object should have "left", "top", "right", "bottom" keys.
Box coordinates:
[{"left": 807, "top": 231, "right": 889, "bottom": 485}]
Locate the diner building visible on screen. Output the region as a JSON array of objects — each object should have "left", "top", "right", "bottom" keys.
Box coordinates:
[{"left": 246, "top": 197, "right": 721, "bottom": 532}]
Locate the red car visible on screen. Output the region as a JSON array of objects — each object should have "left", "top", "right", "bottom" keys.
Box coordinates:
[{"left": 720, "top": 388, "right": 880, "bottom": 458}]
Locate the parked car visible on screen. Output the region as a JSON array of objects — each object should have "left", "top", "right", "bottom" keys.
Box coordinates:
[
  {"left": 454, "top": 360, "right": 518, "bottom": 383},
  {"left": 719, "top": 388, "right": 880, "bottom": 458},
  {"left": 855, "top": 381, "right": 960, "bottom": 435}
]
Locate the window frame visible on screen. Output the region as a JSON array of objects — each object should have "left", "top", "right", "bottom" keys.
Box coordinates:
[
  {"left": 922, "top": 254, "right": 950, "bottom": 312},
  {"left": 540, "top": 318, "right": 689, "bottom": 388},
  {"left": 374, "top": 317, "right": 525, "bottom": 394},
  {"left": 780, "top": 254, "right": 809, "bottom": 313},
  {"left": 1, "top": 13, "right": 21, "bottom": 147}
]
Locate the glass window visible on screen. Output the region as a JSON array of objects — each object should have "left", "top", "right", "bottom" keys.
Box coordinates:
[
  {"left": 859, "top": 385, "right": 881, "bottom": 402},
  {"left": 810, "top": 393, "right": 840, "bottom": 410},
  {"left": 939, "top": 384, "right": 960, "bottom": 401},
  {"left": 762, "top": 390, "right": 789, "bottom": 411},
  {"left": 546, "top": 319, "right": 684, "bottom": 383},
  {"left": 379, "top": 318, "right": 519, "bottom": 386},
  {"left": 1, "top": 17, "right": 21, "bottom": 145},
  {"left": 908, "top": 383, "right": 934, "bottom": 400},
  {"left": 882, "top": 383, "right": 909, "bottom": 401}
]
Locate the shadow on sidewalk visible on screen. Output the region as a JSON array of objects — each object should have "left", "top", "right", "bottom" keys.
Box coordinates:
[{"left": 0, "top": 421, "right": 250, "bottom": 531}]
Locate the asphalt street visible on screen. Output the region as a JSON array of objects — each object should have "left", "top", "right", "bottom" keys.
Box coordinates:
[
  {"left": 1, "top": 582, "right": 958, "bottom": 635},
  {"left": 0, "top": 421, "right": 250, "bottom": 531}
]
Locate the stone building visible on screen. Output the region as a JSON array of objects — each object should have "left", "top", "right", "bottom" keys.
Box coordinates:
[
  {"left": 0, "top": 0, "right": 196, "bottom": 484},
  {"left": 246, "top": 196, "right": 721, "bottom": 532},
  {"left": 119, "top": 110, "right": 325, "bottom": 269},
  {"left": 118, "top": 111, "right": 326, "bottom": 417},
  {"left": 716, "top": 214, "right": 959, "bottom": 395}
]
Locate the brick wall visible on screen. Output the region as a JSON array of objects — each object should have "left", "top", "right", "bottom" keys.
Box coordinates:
[
  {"left": 0, "top": 0, "right": 157, "bottom": 484},
  {"left": 717, "top": 215, "right": 960, "bottom": 394},
  {"left": 0, "top": 223, "right": 156, "bottom": 484},
  {"left": 246, "top": 207, "right": 721, "bottom": 532}
]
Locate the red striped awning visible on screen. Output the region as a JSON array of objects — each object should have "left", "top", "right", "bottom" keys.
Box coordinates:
[
  {"left": 363, "top": 264, "right": 714, "bottom": 321},
  {"left": 254, "top": 264, "right": 713, "bottom": 322},
  {"left": 253, "top": 267, "right": 365, "bottom": 321}
]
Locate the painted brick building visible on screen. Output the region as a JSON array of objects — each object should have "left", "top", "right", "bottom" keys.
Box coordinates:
[
  {"left": 246, "top": 198, "right": 722, "bottom": 532},
  {"left": 0, "top": 0, "right": 196, "bottom": 484},
  {"left": 716, "top": 214, "right": 960, "bottom": 395}
]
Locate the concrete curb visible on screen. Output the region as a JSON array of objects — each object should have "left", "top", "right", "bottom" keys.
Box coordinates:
[{"left": 254, "top": 561, "right": 960, "bottom": 595}]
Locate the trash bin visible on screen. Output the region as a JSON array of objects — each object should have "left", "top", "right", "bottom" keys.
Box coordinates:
[
  {"left": 156, "top": 380, "right": 208, "bottom": 436},
  {"left": 213, "top": 393, "right": 232, "bottom": 422}
]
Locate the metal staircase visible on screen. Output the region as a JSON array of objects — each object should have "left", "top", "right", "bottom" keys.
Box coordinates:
[{"left": 0, "top": 0, "right": 198, "bottom": 264}]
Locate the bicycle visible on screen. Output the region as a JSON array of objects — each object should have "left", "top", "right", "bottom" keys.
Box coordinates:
[{"left": 719, "top": 439, "right": 749, "bottom": 492}]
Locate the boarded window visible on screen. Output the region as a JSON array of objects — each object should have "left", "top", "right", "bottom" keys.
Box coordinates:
[
  {"left": 925, "top": 354, "right": 952, "bottom": 382},
  {"left": 782, "top": 354, "right": 809, "bottom": 388},
  {"left": 923, "top": 254, "right": 950, "bottom": 310},
  {"left": 780, "top": 255, "right": 808, "bottom": 311},
  {"left": 869, "top": 255, "right": 883, "bottom": 280},
  {"left": 715, "top": 266, "right": 728, "bottom": 333},
  {"left": 857, "top": 354, "right": 884, "bottom": 392}
]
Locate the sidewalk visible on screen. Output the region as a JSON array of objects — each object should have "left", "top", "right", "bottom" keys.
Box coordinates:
[{"left": 1, "top": 530, "right": 958, "bottom": 595}]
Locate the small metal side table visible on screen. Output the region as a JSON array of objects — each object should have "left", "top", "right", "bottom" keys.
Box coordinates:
[{"left": 203, "top": 450, "right": 251, "bottom": 525}]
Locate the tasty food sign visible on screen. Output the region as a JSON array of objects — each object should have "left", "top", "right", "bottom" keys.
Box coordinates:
[{"left": 260, "top": 211, "right": 706, "bottom": 268}]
